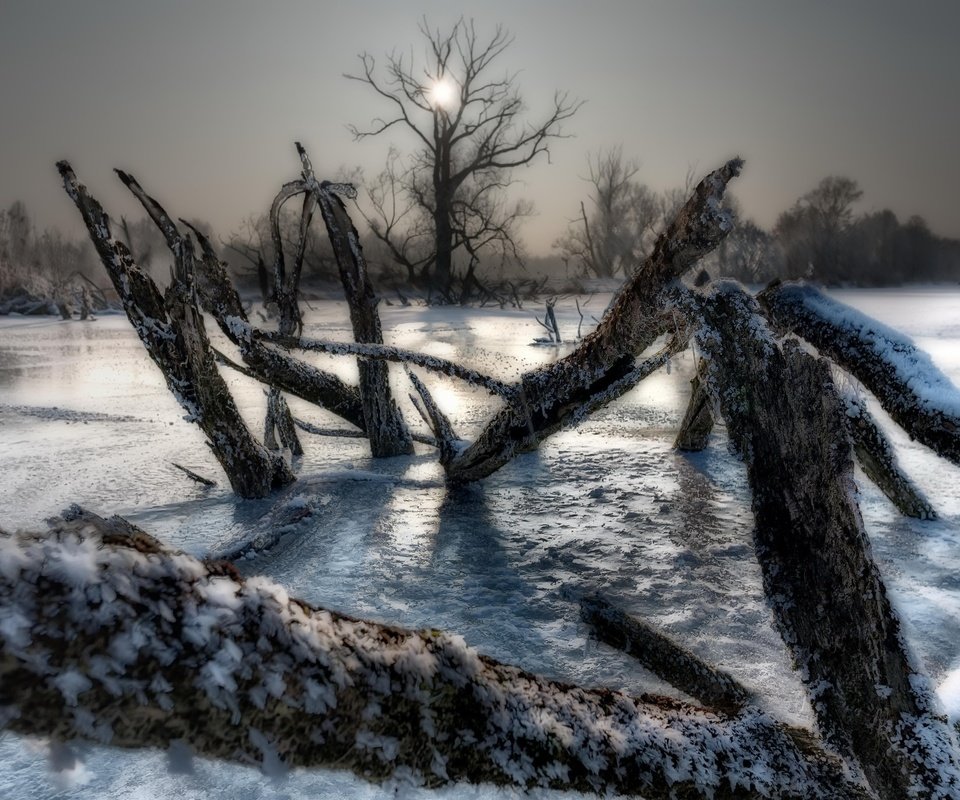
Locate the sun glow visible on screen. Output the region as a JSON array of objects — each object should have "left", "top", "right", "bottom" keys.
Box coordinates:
[{"left": 428, "top": 77, "right": 457, "bottom": 110}]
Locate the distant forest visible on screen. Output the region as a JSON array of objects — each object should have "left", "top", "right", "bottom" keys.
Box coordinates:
[{"left": 2, "top": 167, "right": 959, "bottom": 313}]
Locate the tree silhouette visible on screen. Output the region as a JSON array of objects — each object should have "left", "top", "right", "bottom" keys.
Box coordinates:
[{"left": 346, "top": 18, "right": 581, "bottom": 301}]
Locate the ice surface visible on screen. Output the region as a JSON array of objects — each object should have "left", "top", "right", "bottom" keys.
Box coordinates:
[{"left": 1, "top": 289, "right": 959, "bottom": 797}]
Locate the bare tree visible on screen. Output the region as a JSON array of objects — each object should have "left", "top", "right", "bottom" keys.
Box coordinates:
[
  {"left": 346, "top": 17, "right": 581, "bottom": 301},
  {"left": 774, "top": 176, "right": 863, "bottom": 280},
  {"left": 555, "top": 146, "right": 661, "bottom": 279}
]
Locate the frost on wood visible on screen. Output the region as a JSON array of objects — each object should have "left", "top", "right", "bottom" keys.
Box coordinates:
[
  {"left": 56, "top": 161, "right": 293, "bottom": 499},
  {"left": 0, "top": 518, "right": 872, "bottom": 799},
  {"left": 759, "top": 281, "right": 960, "bottom": 467},
  {"left": 187, "top": 224, "right": 367, "bottom": 433},
  {"left": 441, "top": 158, "right": 743, "bottom": 484},
  {"left": 841, "top": 388, "right": 936, "bottom": 519},
  {"left": 305, "top": 144, "right": 413, "bottom": 458},
  {"left": 693, "top": 282, "right": 960, "bottom": 799}
]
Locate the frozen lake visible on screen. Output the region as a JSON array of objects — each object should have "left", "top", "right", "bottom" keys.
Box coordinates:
[{"left": 2, "top": 287, "right": 960, "bottom": 798}]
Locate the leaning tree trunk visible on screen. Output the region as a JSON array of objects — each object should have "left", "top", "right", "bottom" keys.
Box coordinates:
[
  {"left": 436, "top": 158, "right": 743, "bottom": 484},
  {"left": 691, "top": 282, "right": 960, "bottom": 799},
  {"left": 0, "top": 517, "right": 872, "bottom": 800},
  {"left": 305, "top": 162, "right": 413, "bottom": 458},
  {"left": 759, "top": 280, "right": 960, "bottom": 467},
  {"left": 674, "top": 358, "right": 714, "bottom": 451},
  {"left": 186, "top": 228, "right": 368, "bottom": 433},
  {"left": 58, "top": 162, "right": 293, "bottom": 498}
]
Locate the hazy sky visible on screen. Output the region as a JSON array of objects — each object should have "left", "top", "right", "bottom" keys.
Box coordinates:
[{"left": 2, "top": 0, "right": 958, "bottom": 254}]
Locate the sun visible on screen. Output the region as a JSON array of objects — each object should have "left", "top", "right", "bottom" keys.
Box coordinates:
[{"left": 428, "top": 77, "right": 457, "bottom": 110}]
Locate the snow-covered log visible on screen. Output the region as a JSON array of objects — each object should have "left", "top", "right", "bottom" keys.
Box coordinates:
[
  {"left": 693, "top": 282, "right": 960, "bottom": 799},
  {"left": 302, "top": 144, "right": 413, "bottom": 457},
  {"left": 842, "top": 388, "right": 936, "bottom": 519},
  {"left": 57, "top": 162, "right": 294, "bottom": 499},
  {"left": 759, "top": 281, "right": 960, "bottom": 467},
  {"left": 439, "top": 158, "right": 743, "bottom": 484},
  {"left": 0, "top": 516, "right": 873, "bottom": 799}
]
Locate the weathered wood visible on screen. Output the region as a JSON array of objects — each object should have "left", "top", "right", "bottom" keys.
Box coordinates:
[
  {"left": 759, "top": 280, "right": 960, "bottom": 467},
  {"left": 0, "top": 518, "right": 871, "bottom": 799},
  {"left": 270, "top": 389, "right": 303, "bottom": 456},
  {"left": 263, "top": 158, "right": 317, "bottom": 455},
  {"left": 693, "top": 282, "right": 960, "bottom": 799},
  {"left": 842, "top": 388, "right": 936, "bottom": 519},
  {"left": 441, "top": 159, "right": 743, "bottom": 484},
  {"left": 185, "top": 223, "right": 368, "bottom": 432},
  {"left": 674, "top": 359, "right": 714, "bottom": 451},
  {"left": 171, "top": 462, "right": 217, "bottom": 487},
  {"left": 58, "top": 162, "right": 293, "bottom": 498},
  {"left": 259, "top": 329, "right": 513, "bottom": 397},
  {"left": 407, "top": 370, "right": 460, "bottom": 466},
  {"left": 303, "top": 147, "right": 413, "bottom": 457},
  {"left": 580, "top": 593, "right": 750, "bottom": 715}
]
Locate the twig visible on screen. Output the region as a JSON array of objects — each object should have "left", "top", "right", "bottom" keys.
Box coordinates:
[{"left": 171, "top": 462, "right": 217, "bottom": 487}]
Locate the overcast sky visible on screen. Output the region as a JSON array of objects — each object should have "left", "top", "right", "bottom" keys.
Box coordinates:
[{"left": 2, "top": 0, "right": 958, "bottom": 254}]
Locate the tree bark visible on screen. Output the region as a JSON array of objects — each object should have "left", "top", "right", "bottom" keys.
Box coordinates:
[
  {"left": 759, "top": 281, "right": 960, "bottom": 467},
  {"left": 842, "top": 388, "right": 936, "bottom": 519},
  {"left": 674, "top": 360, "right": 714, "bottom": 451},
  {"left": 186, "top": 227, "right": 368, "bottom": 433},
  {"left": 0, "top": 517, "right": 871, "bottom": 799},
  {"left": 57, "top": 162, "right": 293, "bottom": 498},
  {"left": 580, "top": 593, "right": 750, "bottom": 715},
  {"left": 692, "top": 282, "right": 960, "bottom": 799},
  {"left": 307, "top": 171, "right": 414, "bottom": 457},
  {"left": 440, "top": 158, "right": 743, "bottom": 484}
]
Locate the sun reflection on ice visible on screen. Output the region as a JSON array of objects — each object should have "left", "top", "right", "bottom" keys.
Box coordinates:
[{"left": 373, "top": 459, "right": 445, "bottom": 563}]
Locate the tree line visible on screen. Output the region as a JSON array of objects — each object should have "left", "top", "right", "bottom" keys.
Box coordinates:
[
  {"left": 560, "top": 157, "right": 960, "bottom": 287},
  {"left": 3, "top": 15, "right": 959, "bottom": 316}
]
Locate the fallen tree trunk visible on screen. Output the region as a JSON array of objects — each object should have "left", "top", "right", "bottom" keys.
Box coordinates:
[
  {"left": 580, "top": 593, "right": 750, "bottom": 715},
  {"left": 692, "top": 282, "right": 960, "bottom": 799},
  {"left": 842, "top": 388, "right": 936, "bottom": 519},
  {"left": 0, "top": 517, "right": 871, "bottom": 799},
  {"left": 437, "top": 158, "right": 743, "bottom": 484},
  {"left": 57, "top": 162, "right": 294, "bottom": 498},
  {"left": 759, "top": 280, "right": 960, "bottom": 467}
]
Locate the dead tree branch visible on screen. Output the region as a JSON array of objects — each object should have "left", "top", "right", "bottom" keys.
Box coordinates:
[
  {"left": 759, "top": 281, "right": 960, "bottom": 466},
  {"left": 186, "top": 224, "right": 367, "bottom": 432},
  {"left": 257, "top": 330, "right": 513, "bottom": 397},
  {"left": 171, "top": 462, "right": 217, "bottom": 487},
  {"left": 841, "top": 388, "right": 936, "bottom": 519},
  {"left": 407, "top": 370, "right": 461, "bottom": 465},
  {"left": 580, "top": 592, "right": 751, "bottom": 715},
  {"left": 301, "top": 143, "right": 413, "bottom": 457},
  {"left": 0, "top": 519, "right": 871, "bottom": 799},
  {"left": 674, "top": 358, "right": 714, "bottom": 451},
  {"left": 58, "top": 162, "right": 293, "bottom": 498}
]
